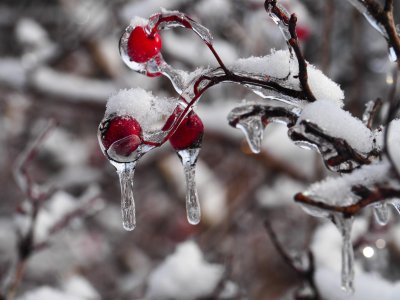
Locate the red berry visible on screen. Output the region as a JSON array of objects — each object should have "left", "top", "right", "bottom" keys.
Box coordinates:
[
  {"left": 100, "top": 116, "right": 142, "bottom": 156},
  {"left": 165, "top": 108, "right": 204, "bottom": 150},
  {"left": 127, "top": 27, "right": 162, "bottom": 63},
  {"left": 296, "top": 25, "right": 310, "bottom": 41}
]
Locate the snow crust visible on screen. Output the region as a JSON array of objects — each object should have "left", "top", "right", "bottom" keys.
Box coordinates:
[
  {"left": 305, "top": 162, "right": 389, "bottom": 207},
  {"left": 232, "top": 50, "right": 344, "bottom": 106},
  {"left": 146, "top": 241, "right": 224, "bottom": 299},
  {"left": 130, "top": 16, "right": 148, "bottom": 27},
  {"left": 105, "top": 88, "right": 176, "bottom": 131},
  {"left": 298, "top": 99, "right": 374, "bottom": 153}
]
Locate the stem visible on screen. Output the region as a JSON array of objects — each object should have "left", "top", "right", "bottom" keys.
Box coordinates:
[{"left": 5, "top": 261, "right": 26, "bottom": 300}]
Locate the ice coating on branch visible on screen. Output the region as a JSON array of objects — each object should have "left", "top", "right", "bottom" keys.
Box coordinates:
[
  {"left": 303, "top": 162, "right": 389, "bottom": 207},
  {"left": 146, "top": 241, "right": 224, "bottom": 300},
  {"left": 105, "top": 88, "right": 176, "bottom": 132},
  {"left": 298, "top": 100, "right": 374, "bottom": 153},
  {"left": 231, "top": 50, "right": 344, "bottom": 106}
]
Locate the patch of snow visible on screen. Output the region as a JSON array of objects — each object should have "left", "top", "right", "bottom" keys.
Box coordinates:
[
  {"left": 62, "top": 275, "right": 100, "bottom": 300},
  {"left": 130, "top": 16, "right": 148, "bottom": 28},
  {"left": 257, "top": 177, "right": 306, "bottom": 208},
  {"left": 146, "top": 240, "right": 224, "bottom": 299},
  {"left": 316, "top": 268, "right": 400, "bottom": 300},
  {"left": 304, "top": 161, "right": 389, "bottom": 207},
  {"left": 231, "top": 50, "right": 344, "bottom": 106},
  {"left": 105, "top": 88, "right": 176, "bottom": 132},
  {"left": 18, "top": 286, "right": 84, "bottom": 300},
  {"left": 31, "top": 67, "right": 116, "bottom": 102},
  {"left": 299, "top": 99, "right": 373, "bottom": 153}
]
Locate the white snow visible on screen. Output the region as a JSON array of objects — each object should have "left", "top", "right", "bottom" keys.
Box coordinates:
[
  {"left": 33, "top": 191, "right": 80, "bottom": 243},
  {"left": 31, "top": 67, "right": 116, "bottom": 102},
  {"left": 0, "top": 58, "right": 27, "bottom": 88},
  {"left": 257, "top": 177, "right": 306, "bottom": 208},
  {"left": 387, "top": 119, "right": 400, "bottom": 170},
  {"left": 316, "top": 268, "right": 400, "bottom": 300},
  {"left": 18, "top": 286, "right": 83, "bottom": 300},
  {"left": 304, "top": 161, "right": 389, "bottom": 207},
  {"left": 231, "top": 50, "right": 344, "bottom": 106},
  {"left": 43, "top": 128, "right": 89, "bottom": 166},
  {"left": 62, "top": 275, "right": 100, "bottom": 300},
  {"left": 119, "top": 0, "right": 189, "bottom": 21},
  {"left": 298, "top": 99, "right": 374, "bottom": 153},
  {"left": 15, "top": 18, "right": 49, "bottom": 46},
  {"left": 146, "top": 241, "right": 224, "bottom": 300},
  {"left": 195, "top": 0, "right": 232, "bottom": 19},
  {"left": 105, "top": 88, "right": 176, "bottom": 132},
  {"left": 130, "top": 16, "right": 148, "bottom": 28}
]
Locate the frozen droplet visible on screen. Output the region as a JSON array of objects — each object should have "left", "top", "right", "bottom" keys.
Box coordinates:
[
  {"left": 332, "top": 214, "right": 355, "bottom": 294},
  {"left": 373, "top": 202, "right": 390, "bottom": 225},
  {"left": 265, "top": 1, "right": 291, "bottom": 41},
  {"left": 113, "top": 161, "right": 137, "bottom": 231},
  {"left": 177, "top": 148, "right": 201, "bottom": 225},
  {"left": 236, "top": 116, "right": 264, "bottom": 153}
]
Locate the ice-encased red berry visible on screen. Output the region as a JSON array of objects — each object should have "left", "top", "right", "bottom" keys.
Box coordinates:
[
  {"left": 164, "top": 108, "right": 204, "bottom": 150},
  {"left": 127, "top": 26, "right": 162, "bottom": 63},
  {"left": 100, "top": 116, "right": 143, "bottom": 156}
]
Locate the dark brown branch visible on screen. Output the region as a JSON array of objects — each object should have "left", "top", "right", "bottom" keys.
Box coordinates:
[
  {"left": 264, "top": 0, "right": 316, "bottom": 102},
  {"left": 289, "top": 121, "right": 376, "bottom": 172},
  {"left": 363, "top": 98, "right": 383, "bottom": 129},
  {"left": 264, "top": 220, "right": 320, "bottom": 300},
  {"left": 295, "top": 185, "right": 400, "bottom": 217},
  {"left": 348, "top": 0, "right": 400, "bottom": 68},
  {"left": 288, "top": 14, "right": 316, "bottom": 102}
]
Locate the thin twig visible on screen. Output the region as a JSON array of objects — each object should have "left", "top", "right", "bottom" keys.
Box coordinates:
[{"left": 295, "top": 184, "right": 400, "bottom": 217}]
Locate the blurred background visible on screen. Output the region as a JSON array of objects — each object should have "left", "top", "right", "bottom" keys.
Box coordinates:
[{"left": 0, "top": 0, "right": 399, "bottom": 299}]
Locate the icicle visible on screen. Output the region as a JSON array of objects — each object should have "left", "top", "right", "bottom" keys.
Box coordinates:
[
  {"left": 236, "top": 116, "right": 264, "bottom": 153},
  {"left": 373, "top": 202, "right": 390, "bottom": 226},
  {"left": 332, "top": 214, "right": 355, "bottom": 294},
  {"left": 177, "top": 148, "right": 201, "bottom": 225},
  {"left": 114, "top": 161, "right": 137, "bottom": 231}
]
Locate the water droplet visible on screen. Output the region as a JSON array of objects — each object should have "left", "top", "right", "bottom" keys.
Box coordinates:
[
  {"left": 236, "top": 116, "right": 264, "bottom": 153},
  {"left": 113, "top": 161, "right": 137, "bottom": 231},
  {"left": 332, "top": 214, "right": 355, "bottom": 294},
  {"left": 373, "top": 202, "right": 390, "bottom": 225},
  {"left": 177, "top": 148, "right": 201, "bottom": 225}
]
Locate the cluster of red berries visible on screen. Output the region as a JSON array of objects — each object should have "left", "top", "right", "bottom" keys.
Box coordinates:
[{"left": 100, "top": 25, "right": 204, "bottom": 159}]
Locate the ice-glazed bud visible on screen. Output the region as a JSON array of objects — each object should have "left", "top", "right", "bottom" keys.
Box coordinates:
[
  {"left": 127, "top": 26, "right": 162, "bottom": 63},
  {"left": 164, "top": 108, "right": 204, "bottom": 150},
  {"left": 99, "top": 116, "right": 143, "bottom": 157}
]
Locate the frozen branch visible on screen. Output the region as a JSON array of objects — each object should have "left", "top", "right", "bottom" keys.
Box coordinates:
[{"left": 346, "top": 0, "right": 400, "bottom": 67}]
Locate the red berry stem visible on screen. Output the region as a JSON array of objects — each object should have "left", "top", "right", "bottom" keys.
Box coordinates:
[{"left": 149, "top": 13, "right": 230, "bottom": 74}]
